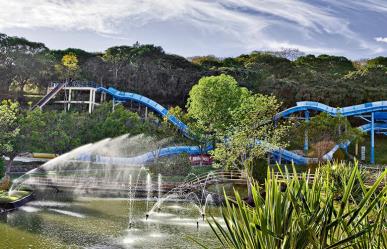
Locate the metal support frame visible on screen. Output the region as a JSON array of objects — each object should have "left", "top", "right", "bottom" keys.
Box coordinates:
[
  {"left": 371, "top": 112, "right": 375, "bottom": 164},
  {"left": 88, "top": 89, "right": 93, "bottom": 113},
  {"left": 355, "top": 115, "right": 371, "bottom": 123},
  {"left": 304, "top": 110, "right": 310, "bottom": 154},
  {"left": 67, "top": 88, "right": 72, "bottom": 111}
]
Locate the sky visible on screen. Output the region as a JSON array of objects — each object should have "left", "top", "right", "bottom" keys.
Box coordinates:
[{"left": 0, "top": 0, "right": 386, "bottom": 59}]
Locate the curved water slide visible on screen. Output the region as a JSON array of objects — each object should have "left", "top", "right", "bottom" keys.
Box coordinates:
[
  {"left": 98, "top": 87, "right": 190, "bottom": 137},
  {"left": 77, "top": 145, "right": 213, "bottom": 165},
  {"left": 275, "top": 101, "right": 387, "bottom": 119},
  {"left": 96, "top": 87, "right": 387, "bottom": 165}
]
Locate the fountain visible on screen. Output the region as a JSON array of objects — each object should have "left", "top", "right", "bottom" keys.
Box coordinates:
[
  {"left": 128, "top": 174, "right": 134, "bottom": 229},
  {"left": 3, "top": 134, "right": 229, "bottom": 248},
  {"left": 146, "top": 171, "right": 221, "bottom": 224},
  {"left": 145, "top": 173, "right": 152, "bottom": 219},
  {"left": 158, "top": 174, "right": 162, "bottom": 201}
]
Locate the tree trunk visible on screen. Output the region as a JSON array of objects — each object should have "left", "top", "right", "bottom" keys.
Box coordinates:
[
  {"left": 245, "top": 161, "right": 254, "bottom": 205},
  {"left": 18, "top": 79, "right": 28, "bottom": 99}
]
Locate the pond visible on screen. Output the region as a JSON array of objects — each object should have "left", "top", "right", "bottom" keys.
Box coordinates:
[{"left": 0, "top": 198, "right": 222, "bottom": 249}]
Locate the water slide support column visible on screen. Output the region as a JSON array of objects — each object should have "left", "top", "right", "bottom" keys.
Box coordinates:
[
  {"left": 371, "top": 112, "right": 375, "bottom": 164},
  {"left": 67, "top": 88, "right": 72, "bottom": 111},
  {"left": 304, "top": 110, "right": 310, "bottom": 154},
  {"left": 88, "top": 88, "right": 93, "bottom": 113},
  {"left": 92, "top": 88, "right": 96, "bottom": 112}
]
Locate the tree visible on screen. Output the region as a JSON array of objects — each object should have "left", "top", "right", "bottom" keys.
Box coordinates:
[
  {"left": 80, "top": 103, "right": 144, "bottom": 143},
  {"left": 295, "top": 54, "right": 355, "bottom": 77},
  {"left": 0, "top": 100, "right": 20, "bottom": 175},
  {"left": 292, "top": 112, "right": 364, "bottom": 158},
  {"left": 0, "top": 33, "right": 51, "bottom": 98},
  {"left": 367, "top": 56, "right": 387, "bottom": 69},
  {"left": 190, "top": 55, "right": 222, "bottom": 68},
  {"left": 58, "top": 52, "right": 79, "bottom": 80},
  {"left": 82, "top": 56, "right": 107, "bottom": 85},
  {"left": 186, "top": 74, "right": 248, "bottom": 138},
  {"left": 9, "top": 51, "right": 54, "bottom": 97},
  {"left": 212, "top": 93, "right": 289, "bottom": 202},
  {"left": 103, "top": 46, "right": 134, "bottom": 83}
]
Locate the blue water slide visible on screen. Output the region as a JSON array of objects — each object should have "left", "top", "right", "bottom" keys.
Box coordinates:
[
  {"left": 97, "top": 87, "right": 387, "bottom": 165},
  {"left": 97, "top": 87, "right": 190, "bottom": 136},
  {"left": 275, "top": 101, "right": 387, "bottom": 119},
  {"left": 77, "top": 145, "right": 214, "bottom": 165},
  {"left": 96, "top": 87, "right": 312, "bottom": 165}
]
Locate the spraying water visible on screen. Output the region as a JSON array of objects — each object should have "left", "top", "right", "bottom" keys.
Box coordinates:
[
  {"left": 9, "top": 134, "right": 174, "bottom": 194},
  {"left": 128, "top": 174, "right": 134, "bottom": 229},
  {"left": 146, "top": 173, "right": 152, "bottom": 215},
  {"left": 158, "top": 174, "right": 162, "bottom": 202}
]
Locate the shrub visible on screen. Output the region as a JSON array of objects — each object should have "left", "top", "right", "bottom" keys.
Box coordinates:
[
  {"left": 149, "top": 153, "right": 192, "bottom": 176},
  {"left": 199, "top": 162, "right": 387, "bottom": 249}
]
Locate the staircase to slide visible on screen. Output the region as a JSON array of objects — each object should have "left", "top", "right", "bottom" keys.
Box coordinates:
[{"left": 32, "top": 82, "right": 67, "bottom": 110}]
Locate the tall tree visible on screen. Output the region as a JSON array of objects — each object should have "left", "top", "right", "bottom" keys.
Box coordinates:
[
  {"left": 212, "top": 93, "right": 289, "bottom": 202},
  {"left": 0, "top": 33, "right": 51, "bottom": 97},
  {"left": 103, "top": 46, "right": 134, "bottom": 83},
  {"left": 0, "top": 100, "right": 20, "bottom": 175},
  {"left": 57, "top": 52, "right": 80, "bottom": 81},
  {"left": 82, "top": 56, "right": 107, "bottom": 85},
  {"left": 186, "top": 74, "right": 248, "bottom": 138}
]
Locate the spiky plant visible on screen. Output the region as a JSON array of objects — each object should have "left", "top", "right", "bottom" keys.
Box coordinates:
[{"left": 198, "top": 161, "right": 386, "bottom": 249}]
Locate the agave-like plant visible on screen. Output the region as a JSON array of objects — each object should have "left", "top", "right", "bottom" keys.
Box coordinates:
[{"left": 198, "top": 161, "right": 386, "bottom": 249}]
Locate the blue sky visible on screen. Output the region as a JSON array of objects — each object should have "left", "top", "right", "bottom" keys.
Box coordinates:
[{"left": 0, "top": 0, "right": 386, "bottom": 59}]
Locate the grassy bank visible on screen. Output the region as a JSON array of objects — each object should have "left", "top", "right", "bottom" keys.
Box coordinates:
[{"left": 0, "top": 190, "right": 30, "bottom": 204}]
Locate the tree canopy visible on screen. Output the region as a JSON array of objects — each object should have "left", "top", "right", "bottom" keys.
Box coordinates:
[
  {"left": 1, "top": 32, "right": 387, "bottom": 109},
  {"left": 186, "top": 74, "right": 248, "bottom": 137}
]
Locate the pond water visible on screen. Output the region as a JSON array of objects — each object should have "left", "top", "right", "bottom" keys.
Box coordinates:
[{"left": 0, "top": 198, "right": 222, "bottom": 249}]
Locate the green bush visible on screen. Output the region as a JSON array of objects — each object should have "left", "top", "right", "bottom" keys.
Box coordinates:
[
  {"left": 199, "top": 162, "right": 387, "bottom": 249},
  {"left": 0, "top": 190, "right": 30, "bottom": 203},
  {"left": 149, "top": 153, "right": 192, "bottom": 176}
]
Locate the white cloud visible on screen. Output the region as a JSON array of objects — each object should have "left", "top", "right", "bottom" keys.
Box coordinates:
[
  {"left": 375, "top": 37, "right": 387, "bottom": 43},
  {"left": 0, "top": 0, "right": 383, "bottom": 55}
]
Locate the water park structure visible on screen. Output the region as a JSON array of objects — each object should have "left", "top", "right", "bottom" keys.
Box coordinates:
[{"left": 33, "top": 80, "right": 387, "bottom": 166}]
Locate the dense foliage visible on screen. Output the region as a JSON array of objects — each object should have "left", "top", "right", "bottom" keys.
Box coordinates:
[
  {"left": 0, "top": 101, "right": 184, "bottom": 176},
  {"left": 290, "top": 113, "right": 364, "bottom": 158},
  {"left": 186, "top": 75, "right": 289, "bottom": 202},
  {"left": 1, "top": 33, "right": 387, "bottom": 108},
  {"left": 148, "top": 153, "right": 192, "bottom": 176},
  {"left": 201, "top": 162, "right": 386, "bottom": 249},
  {"left": 0, "top": 100, "right": 20, "bottom": 174},
  {"left": 187, "top": 74, "right": 248, "bottom": 137},
  {"left": 185, "top": 75, "right": 289, "bottom": 172}
]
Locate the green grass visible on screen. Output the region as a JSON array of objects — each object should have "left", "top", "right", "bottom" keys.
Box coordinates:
[
  {"left": 189, "top": 165, "right": 217, "bottom": 176},
  {"left": 0, "top": 190, "right": 30, "bottom": 203}
]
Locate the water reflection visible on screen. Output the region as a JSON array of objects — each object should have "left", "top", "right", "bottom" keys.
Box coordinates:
[{"left": 0, "top": 198, "right": 222, "bottom": 249}]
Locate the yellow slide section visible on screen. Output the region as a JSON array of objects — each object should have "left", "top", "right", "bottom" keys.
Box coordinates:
[{"left": 32, "top": 153, "right": 58, "bottom": 159}]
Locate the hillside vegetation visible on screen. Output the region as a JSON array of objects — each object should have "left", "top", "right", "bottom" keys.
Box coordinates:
[{"left": 1, "top": 33, "right": 386, "bottom": 107}]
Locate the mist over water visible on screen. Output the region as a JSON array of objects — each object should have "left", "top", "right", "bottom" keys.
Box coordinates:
[
  {"left": 10, "top": 133, "right": 178, "bottom": 195},
  {"left": 1, "top": 133, "right": 229, "bottom": 249}
]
